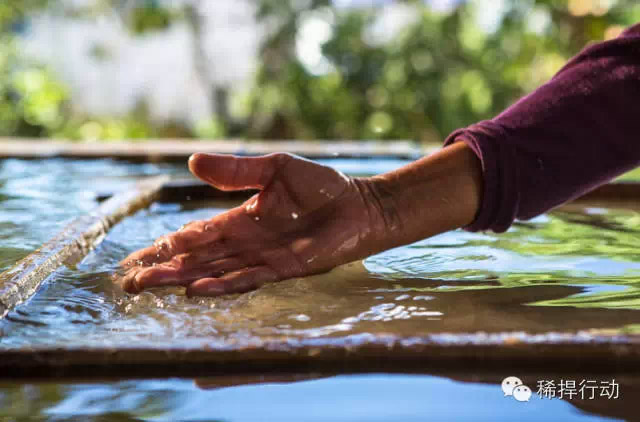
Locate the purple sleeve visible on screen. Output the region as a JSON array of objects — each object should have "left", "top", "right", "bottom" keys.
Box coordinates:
[{"left": 444, "top": 23, "right": 640, "bottom": 232}]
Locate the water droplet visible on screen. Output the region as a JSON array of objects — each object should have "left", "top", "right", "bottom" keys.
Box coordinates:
[
  {"left": 290, "top": 314, "right": 310, "bottom": 322},
  {"left": 246, "top": 201, "right": 257, "bottom": 212},
  {"left": 291, "top": 212, "right": 299, "bottom": 219}
]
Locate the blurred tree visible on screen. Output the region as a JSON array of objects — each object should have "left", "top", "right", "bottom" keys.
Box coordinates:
[
  {"left": 128, "top": 0, "right": 176, "bottom": 35},
  {"left": 1, "top": 0, "right": 639, "bottom": 142},
  {"left": 249, "top": 0, "right": 639, "bottom": 143},
  {"left": 0, "top": 0, "right": 68, "bottom": 137},
  {"left": 0, "top": 0, "right": 188, "bottom": 140}
]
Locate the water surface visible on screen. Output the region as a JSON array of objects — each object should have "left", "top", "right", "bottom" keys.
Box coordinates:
[
  {"left": 3, "top": 160, "right": 640, "bottom": 347},
  {"left": 2, "top": 157, "right": 640, "bottom": 421},
  {"left": 0, "top": 374, "right": 628, "bottom": 422}
]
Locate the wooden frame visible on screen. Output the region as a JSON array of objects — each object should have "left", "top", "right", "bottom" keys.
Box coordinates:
[
  {"left": 2, "top": 335, "right": 640, "bottom": 380},
  {"left": 2, "top": 142, "right": 640, "bottom": 381},
  {"left": 0, "top": 175, "right": 169, "bottom": 318},
  {"left": 0, "top": 139, "right": 428, "bottom": 161}
]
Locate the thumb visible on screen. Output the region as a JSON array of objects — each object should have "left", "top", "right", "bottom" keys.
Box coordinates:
[{"left": 188, "top": 153, "right": 289, "bottom": 191}]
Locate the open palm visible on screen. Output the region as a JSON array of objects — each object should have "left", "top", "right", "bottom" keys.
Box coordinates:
[{"left": 118, "top": 153, "right": 386, "bottom": 296}]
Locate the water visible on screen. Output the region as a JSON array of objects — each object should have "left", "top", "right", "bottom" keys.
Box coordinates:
[
  {"left": 0, "top": 158, "right": 184, "bottom": 271},
  {"left": 4, "top": 202, "right": 640, "bottom": 347},
  {"left": 0, "top": 374, "right": 629, "bottom": 421},
  {"left": 1, "top": 157, "right": 640, "bottom": 420}
]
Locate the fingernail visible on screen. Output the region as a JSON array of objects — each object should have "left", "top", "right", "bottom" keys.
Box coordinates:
[
  {"left": 133, "top": 270, "right": 153, "bottom": 290},
  {"left": 130, "top": 278, "right": 142, "bottom": 293},
  {"left": 122, "top": 276, "right": 142, "bottom": 294}
]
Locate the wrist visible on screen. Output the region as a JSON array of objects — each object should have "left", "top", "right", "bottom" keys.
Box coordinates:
[
  {"left": 357, "top": 142, "right": 483, "bottom": 250},
  {"left": 351, "top": 176, "right": 404, "bottom": 255}
]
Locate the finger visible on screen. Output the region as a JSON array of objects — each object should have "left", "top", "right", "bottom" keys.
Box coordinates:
[
  {"left": 117, "top": 245, "right": 222, "bottom": 290},
  {"left": 119, "top": 221, "right": 223, "bottom": 267},
  {"left": 162, "top": 244, "right": 237, "bottom": 269},
  {"left": 188, "top": 153, "right": 291, "bottom": 191},
  {"left": 120, "top": 245, "right": 160, "bottom": 268},
  {"left": 186, "top": 266, "right": 280, "bottom": 297},
  {"left": 153, "top": 222, "right": 223, "bottom": 259},
  {"left": 134, "top": 257, "right": 248, "bottom": 289},
  {"left": 117, "top": 267, "right": 143, "bottom": 293}
]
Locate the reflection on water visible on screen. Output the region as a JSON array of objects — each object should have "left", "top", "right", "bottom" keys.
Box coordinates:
[
  {"left": 0, "top": 158, "right": 186, "bottom": 272},
  {"left": 0, "top": 374, "right": 627, "bottom": 422},
  {"left": 2, "top": 158, "right": 640, "bottom": 421},
  {"left": 3, "top": 201, "right": 640, "bottom": 347}
]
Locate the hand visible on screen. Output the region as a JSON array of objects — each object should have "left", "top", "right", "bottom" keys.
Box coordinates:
[{"left": 117, "top": 153, "right": 393, "bottom": 297}]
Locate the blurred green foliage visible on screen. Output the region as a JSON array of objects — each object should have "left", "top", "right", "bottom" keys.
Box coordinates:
[
  {"left": 0, "top": 0, "right": 65, "bottom": 137},
  {"left": 249, "top": 0, "right": 640, "bottom": 141},
  {"left": 128, "top": 0, "right": 175, "bottom": 34},
  {"left": 0, "top": 0, "right": 191, "bottom": 141},
  {"left": 0, "top": 0, "right": 639, "bottom": 142}
]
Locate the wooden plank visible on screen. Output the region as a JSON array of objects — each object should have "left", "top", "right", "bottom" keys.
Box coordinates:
[
  {"left": 0, "top": 334, "right": 639, "bottom": 380},
  {"left": 0, "top": 175, "right": 170, "bottom": 318},
  {"left": 0, "top": 139, "right": 430, "bottom": 161}
]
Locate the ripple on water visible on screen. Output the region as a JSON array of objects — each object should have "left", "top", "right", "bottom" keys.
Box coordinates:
[{"left": 4, "top": 160, "right": 640, "bottom": 348}]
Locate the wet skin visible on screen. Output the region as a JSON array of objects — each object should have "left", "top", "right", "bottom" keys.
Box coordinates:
[{"left": 117, "top": 142, "right": 483, "bottom": 297}]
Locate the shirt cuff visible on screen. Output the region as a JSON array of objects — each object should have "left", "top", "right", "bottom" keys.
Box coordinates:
[{"left": 443, "top": 121, "right": 518, "bottom": 233}]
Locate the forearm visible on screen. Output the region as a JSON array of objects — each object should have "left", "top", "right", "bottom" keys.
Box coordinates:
[
  {"left": 447, "top": 23, "right": 640, "bottom": 232},
  {"left": 361, "top": 141, "right": 483, "bottom": 252}
]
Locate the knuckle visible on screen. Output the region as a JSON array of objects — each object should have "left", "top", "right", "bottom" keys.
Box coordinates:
[
  {"left": 170, "top": 254, "right": 189, "bottom": 268},
  {"left": 272, "top": 152, "right": 295, "bottom": 164},
  {"left": 155, "top": 235, "right": 179, "bottom": 256},
  {"left": 168, "top": 254, "right": 190, "bottom": 273}
]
